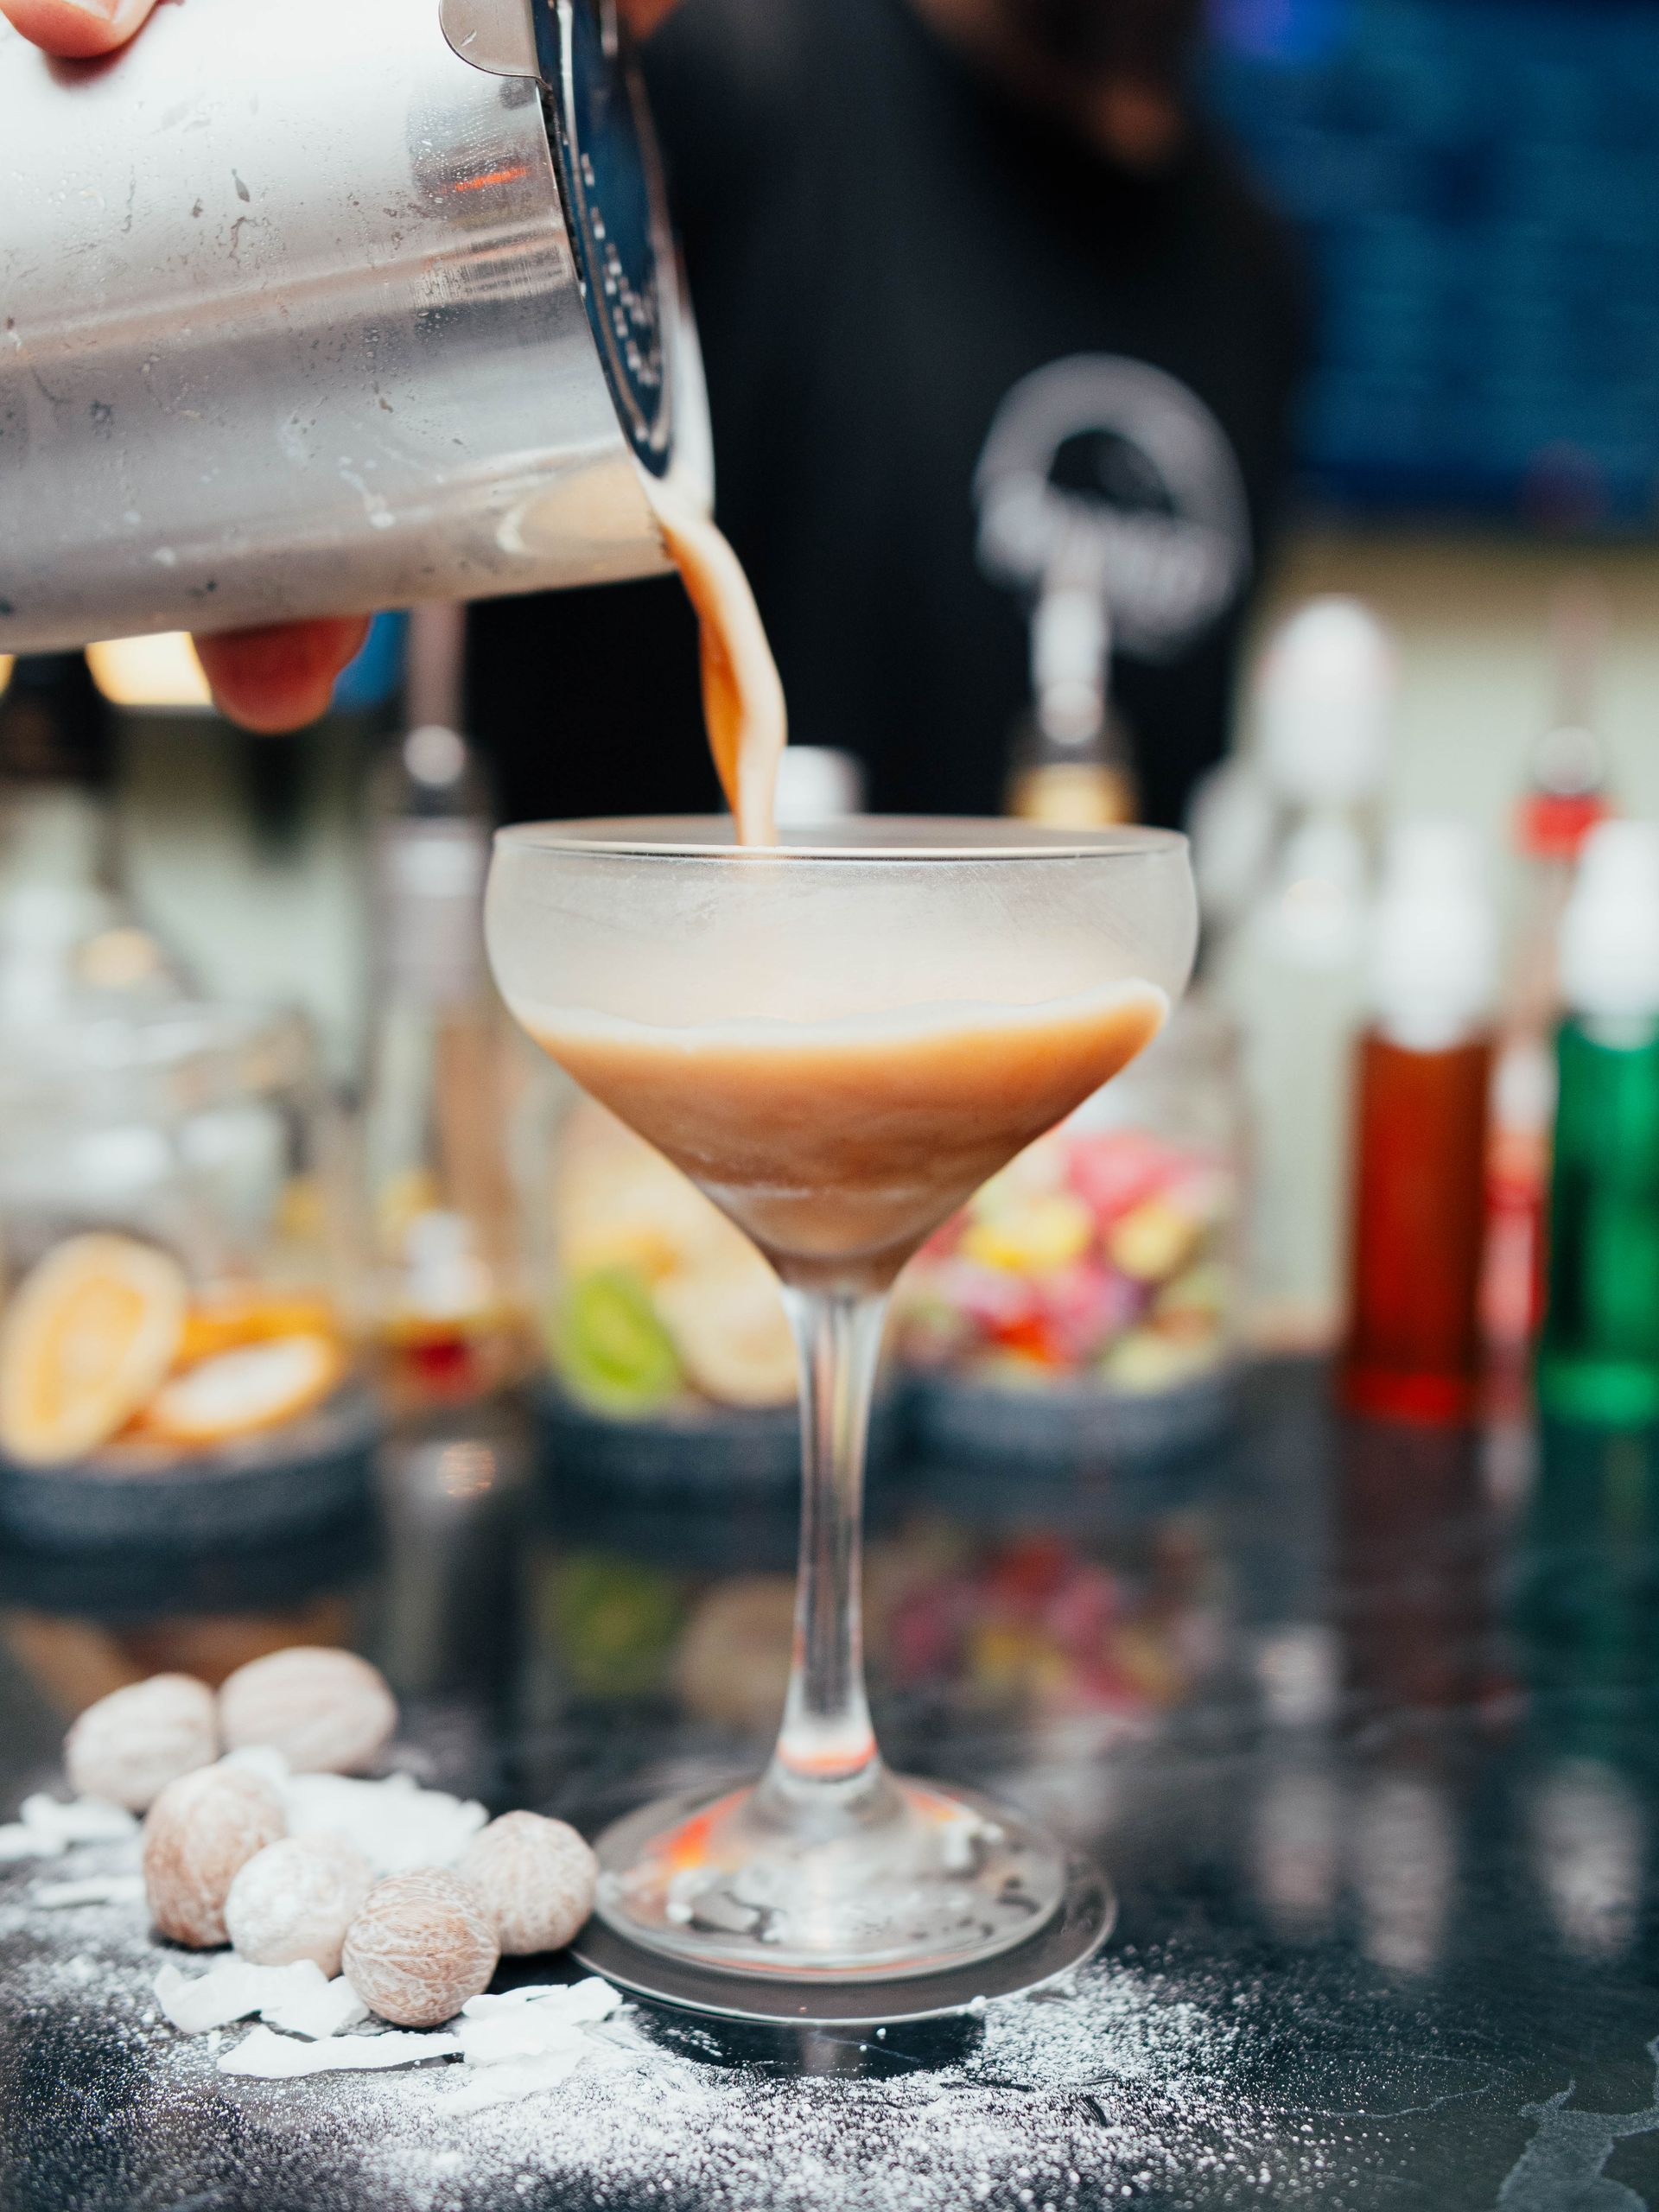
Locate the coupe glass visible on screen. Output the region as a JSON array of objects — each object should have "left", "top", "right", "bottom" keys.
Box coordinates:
[{"left": 486, "top": 818, "right": 1197, "bottom": 1986}]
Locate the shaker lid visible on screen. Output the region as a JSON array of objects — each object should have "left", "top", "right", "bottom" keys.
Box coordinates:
[{"left": 535, "top": 0, "right": 673, "bottom": 476}]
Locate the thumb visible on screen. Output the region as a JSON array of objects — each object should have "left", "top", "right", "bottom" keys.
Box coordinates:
[
  {"left": 0, "top": 0, "right": 158, "bottom": 60},
  {"left": 194, "top": 619, "right": 372, "bottom": 735}
]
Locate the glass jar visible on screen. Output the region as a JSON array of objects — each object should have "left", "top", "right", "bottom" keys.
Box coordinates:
[
  {"left": 0, "top": 997, "right": 374, "bottom": 1545},
  {"left": 522, "top": 1072, "right": 810, "bottom": 1487},
  {"left": 895, "top": 994, "right": 1245, "bottom": 1460}
]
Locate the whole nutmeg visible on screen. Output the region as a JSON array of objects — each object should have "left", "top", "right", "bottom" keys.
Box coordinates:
[
  {"left": 225, "top": 1833, "right": 375, "bottom": 1979},
  {"left": 65, "top": 1674, "right": 219, "bottom": 1812},
  {"left": 218, "top": 1647, "right": 397, "bottom": 1776},
  {"left": 342, "top": 1869, "right": 499, "bottom": 2028},
  {"left": 142, "top": 1764, "right": 286, "bottom": 1948},
  {"left": 455, "top": 1810, "right": 597, "bottom": 1957}
]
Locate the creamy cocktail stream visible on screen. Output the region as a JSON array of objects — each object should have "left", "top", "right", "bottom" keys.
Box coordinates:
[{"left": 649, "top": 480, "right": 786, "bottom": 849}]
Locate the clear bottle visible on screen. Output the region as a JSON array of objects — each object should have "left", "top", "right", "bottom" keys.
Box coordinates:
[
  {"left": 1217, "top": 598, "right": 1393, "bottom": 1348},
  {"left": 1537, "top": 822, "right": 1659, "bottom": 1427},
  {"left": 361, "top": 691, "right": 531, "bottom": 1418},
  {"left": 1005, "top": 560, "right": 1136, "bottom": 828},
  {"left": 1341, "top": 822, "right": 1497, "bottom": 1423},
  {"left": 0, "top": 652, "right": 181, "bottom": 1020}
]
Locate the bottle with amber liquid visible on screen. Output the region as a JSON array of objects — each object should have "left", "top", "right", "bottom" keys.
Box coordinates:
[
  {"left": 361, "top": 644, "right": 533, "bottom": 1420},
  {"left": 1341, "top": 822, "right": 1497, "bottom": 1423}
]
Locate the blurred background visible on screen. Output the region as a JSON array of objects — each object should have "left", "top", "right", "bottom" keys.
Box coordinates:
[
  {"left": 6, "top": 9, "right": 1659, "bottom": 2114},
  {"left": 2, "top": 0, "right": 1659, "bottom": 1993}
]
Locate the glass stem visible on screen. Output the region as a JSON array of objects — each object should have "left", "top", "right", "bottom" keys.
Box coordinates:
[{"left": 760, "top": 1288, "right": 896, "bottom": 1827}]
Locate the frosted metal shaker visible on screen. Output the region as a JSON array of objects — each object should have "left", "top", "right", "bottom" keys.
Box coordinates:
[{"left": 0, "top": 0, "right": 707, "bottom": 652}]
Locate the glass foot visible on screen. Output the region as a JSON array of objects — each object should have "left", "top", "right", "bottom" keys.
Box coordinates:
[{"left": 591, "top": 1771, "right": 1068, "bottom": 1980}]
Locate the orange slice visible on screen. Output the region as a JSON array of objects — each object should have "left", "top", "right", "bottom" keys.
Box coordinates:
[
  {"left": 0, "top": 1235, "right": 188, "bottom": 1467},
  {"left": 142, "top": 1332, "right": 346, "bottom": 1448},
  {"left": 176, "top": 1291, "right": 339, "bottom": 1366}
]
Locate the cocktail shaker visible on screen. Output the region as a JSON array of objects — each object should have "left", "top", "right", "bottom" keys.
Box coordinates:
[{"left": 0, "top": 0, "right": 708, "bottom": 652}]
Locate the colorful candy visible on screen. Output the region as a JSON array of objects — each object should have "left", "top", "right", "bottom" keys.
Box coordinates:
[{"left": 897, "top": 1117, "right": 1235, "bottom": 1395}]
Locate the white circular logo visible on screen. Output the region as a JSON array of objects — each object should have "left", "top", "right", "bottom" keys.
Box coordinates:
[{"left": 975, "top": 355, "right": 1252, "bottom": 661}]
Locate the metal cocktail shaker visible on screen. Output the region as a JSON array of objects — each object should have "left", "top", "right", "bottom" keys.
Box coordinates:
[{"left": 0, "top": 0, "right": 707, "bottom": 652}]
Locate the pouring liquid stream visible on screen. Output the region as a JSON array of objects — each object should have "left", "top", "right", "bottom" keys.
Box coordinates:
[{"left": 647, "top": 479, "right": 786, "bottom": 849}]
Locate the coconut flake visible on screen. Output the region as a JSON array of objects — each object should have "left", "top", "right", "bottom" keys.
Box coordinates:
[
  {"left": 219, "top": 2024, "right": 461, "bottom": 2078},
  {"left": 19, "top": 1794, "right": 138, "bottom": 1845},
  {"left": 282, "top": 1771, "right": 486, "bottom": 1875},
  {"left": 0, "top": 1793, "right": 138, "bottom": 1859},
  {"left": 218, "top": 1746, "right": 292, "bottom": 1792},
  {"left": 460, "top": 1978, "right": 621, "bottom": 2024},
  {"left": 0, "top": 1825, "right": 62, "bottom": 1863},
  {"left": 156, "top": 1957, "right": 326, "bottom": 2035},
  {"left": 34, "top": 1874, "right": 146, "bottom": 1909},
  {"left": 443, "top": 2047, "right": 623, "bottom": 2112},
  {"left": 266, "top": 1974, "right": 371, "bottom": 2041}
]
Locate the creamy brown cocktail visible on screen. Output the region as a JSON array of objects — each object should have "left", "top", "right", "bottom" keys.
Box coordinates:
[{"left": 531, "top": 980, "right": 1165, "bottom": 1293}]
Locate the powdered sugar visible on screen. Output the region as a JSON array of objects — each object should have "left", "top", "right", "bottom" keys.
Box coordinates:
[{"left": 0, "top": 1796, "right": 1340, "bottom": 2212}]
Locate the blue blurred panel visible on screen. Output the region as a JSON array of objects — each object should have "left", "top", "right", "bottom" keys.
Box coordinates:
[
  {"left": 331, "top": 612, "right": 408, "bottom": 712},
  {"left": 1210, "top": 0, "right": 1349, "bottom": 66},
  {"left": 1207, "top": 0, "right": 1659, "bottom": 531}
]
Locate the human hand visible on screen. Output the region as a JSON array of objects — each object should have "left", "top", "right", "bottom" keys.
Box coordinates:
[
  {"left": 0, "top": 0, "right": 678, "bottom": 728},
  {"left": 0, "top": 0, "right": 679, "bottom": 60},
  {"left": 1, "top": 0, "right": 376, "bottom": 721}
]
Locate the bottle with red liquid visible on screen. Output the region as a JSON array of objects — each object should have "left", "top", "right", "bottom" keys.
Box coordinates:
[{"left": 1341, "top": 822, "right": 1498, "bottom": 1424}]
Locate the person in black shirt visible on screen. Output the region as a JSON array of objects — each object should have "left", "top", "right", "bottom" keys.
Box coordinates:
[{"left": 470, "top": 0, "right": 1306, "bottom": 831}]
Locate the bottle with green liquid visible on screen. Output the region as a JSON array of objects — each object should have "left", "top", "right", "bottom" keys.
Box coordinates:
[{"left": 1538, "top": 823, "right": 1659, "bottom": 1425}]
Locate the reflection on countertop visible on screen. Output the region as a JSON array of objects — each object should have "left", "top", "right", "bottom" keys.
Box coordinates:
[{"left": 3, "top": 1363, "right": 1659, "bottom": 2209}]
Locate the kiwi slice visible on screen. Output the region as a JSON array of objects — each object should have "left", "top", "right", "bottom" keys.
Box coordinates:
[{"left": 554, "top": 1268, "right": 683, "bottom": 1417}]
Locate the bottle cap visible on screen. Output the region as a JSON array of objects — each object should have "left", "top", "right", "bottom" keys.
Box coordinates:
[
  {"left": 1370, "top": 817, "right": 1497, "bottom": 1048},
  {"left": 1032, "top": 582, "right": 1109, "bottom": 746},
  {"left": 1516, "top": 721, "right": 1608, "bottom": 862},
  {"left": 1559, "top": 819, "right": 1659, "bottom": 1021},
  {"left": 774, "top": 747, "right": 865, "bottom": 827},
  {"left": 1255, "top": 598, "right": 1394, "bottom": 809}
]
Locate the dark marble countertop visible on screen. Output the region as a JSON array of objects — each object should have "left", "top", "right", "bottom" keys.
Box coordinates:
[{"left": 0, "top": 1365, "right": 1654, "bottom": 2211}]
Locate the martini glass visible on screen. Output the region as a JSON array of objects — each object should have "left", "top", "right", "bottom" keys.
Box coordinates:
[{"left": 486, "top": 817, "right": 1197, "bottom": 1997}]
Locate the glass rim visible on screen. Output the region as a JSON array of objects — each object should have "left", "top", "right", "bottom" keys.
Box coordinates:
[{"left": 492, "top": 816, "right": 1190, "bottom": 863}]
